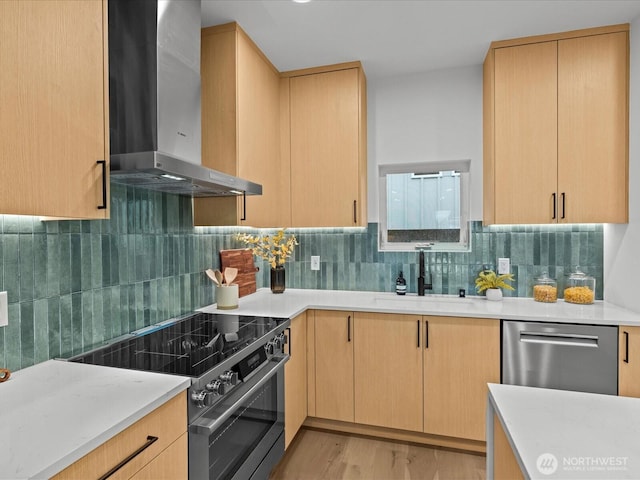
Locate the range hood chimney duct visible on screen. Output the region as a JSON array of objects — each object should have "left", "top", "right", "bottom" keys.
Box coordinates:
[{"left": 108, "top": 0, "right": 262, "bottom": 197}]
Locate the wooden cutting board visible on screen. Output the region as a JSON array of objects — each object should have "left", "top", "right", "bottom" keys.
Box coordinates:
[{"left": 219, "top": 249, "right": 259, "bottom": 297}]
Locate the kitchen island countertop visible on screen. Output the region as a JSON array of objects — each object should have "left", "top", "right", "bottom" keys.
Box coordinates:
[
  {"left": 488, "top": 383, "right": 640, "bottom": 479},
  {"left": 198, "top": 288, "right": 640, "bottom": 326},
  {"left": 0, "top": 360, "right": 190, "bottom": 479}
]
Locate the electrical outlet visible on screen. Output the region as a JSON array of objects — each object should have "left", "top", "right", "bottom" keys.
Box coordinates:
[
  {"left": 311, "top": 256, "right": 320, "bottom": 271},
  {"left": 0, "top": 292, "right": 7, "bottom": 327},
  {"left": 498, "top": 258, "right": 510, "bottom": 275}
]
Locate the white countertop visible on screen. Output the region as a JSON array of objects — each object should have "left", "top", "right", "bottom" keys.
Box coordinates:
[
  {"left": 198, "top": 288, "right": 640, "bottom": 326},
  {"left": 488, "top": 383, "right": 640, "bottom": 479},
  {"left": 0, "top": 360, "right": 190, "bottom": 480}
]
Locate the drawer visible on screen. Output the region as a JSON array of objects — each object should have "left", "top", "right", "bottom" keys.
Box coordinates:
[
  {"left": 53, "top": 392, "right": 187, "bottom": 480},
  {"left": 129, "top": 432, "right": 188, "bottom": 480}
]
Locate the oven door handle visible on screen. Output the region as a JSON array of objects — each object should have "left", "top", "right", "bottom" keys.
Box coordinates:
[{"left": 190, "top": 355, "right": 289, "bottom": 436}]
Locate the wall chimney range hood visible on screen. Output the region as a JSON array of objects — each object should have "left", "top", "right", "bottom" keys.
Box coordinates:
[{"left": 108, "top": 0, "right": 261, "bottom": 197}]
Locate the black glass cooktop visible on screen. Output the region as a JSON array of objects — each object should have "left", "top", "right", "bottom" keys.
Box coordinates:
[{"left": 68, "top": 312, "right": 287, "bottom": 378}]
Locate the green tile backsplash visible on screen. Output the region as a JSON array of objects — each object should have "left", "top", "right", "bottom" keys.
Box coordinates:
[{"left": 0, "top": 184, "right": 603, "bottom": 371}]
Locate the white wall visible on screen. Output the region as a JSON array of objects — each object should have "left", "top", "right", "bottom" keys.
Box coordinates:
[
  {"left": 604, "top": 16, "right": 640, "bottom": 310},
  {"left": 366, "top": 65, "right": 483, "bottom": 222}
]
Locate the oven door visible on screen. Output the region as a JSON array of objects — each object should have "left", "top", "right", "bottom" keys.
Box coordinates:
[{"left": 189, "top": 355, "right": 288, "bottom": 480}]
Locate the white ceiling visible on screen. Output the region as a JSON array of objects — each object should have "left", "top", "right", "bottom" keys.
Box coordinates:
[{"left": 201, "top": 0, "right": 640, "bottom": 79}]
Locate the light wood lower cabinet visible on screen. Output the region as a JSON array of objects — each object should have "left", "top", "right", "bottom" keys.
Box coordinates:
[
  {"left": 53, "top": 392, "right": 187, "bottom": 480},
  {"left": 306, "top": 310, "right": 500, "bottom": 446},
  {"left": 354, "top": 313, "right": 423, "bottom": 432},
  {"left": 424, "top": 316, "right": 500, "bottom": 441},
  {"left": 313, "top": 310, "right": 354, "bottom": 422},
  {"left": 619, "top": 326, "right": 640, "bottom": 397},
  {"left": 285, "top": 312, "right": 308, "bottom": 448},
  {"left": 493, "top": 414, "right": 524, "bottom": 480},
  {"left": 129, "top": 433, "right": 188, "bottom": 480}
]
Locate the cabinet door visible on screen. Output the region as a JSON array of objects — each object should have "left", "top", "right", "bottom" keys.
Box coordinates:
[
  {"left": 195, "top": 25, "right": 286, "bottom": 227},
  {"left": 285, "top": 312, "right": 308, "bottom": 448},
  {"left": 354, "top": 313, "right": 423, "bottom": 432},
  {"left": 53, "top": 393, "right": 186, "bottom": 479},
  {"left": 290, "top": 69, "right": 361, "bottom": 227},
  {"left": 314, "top": 310, "right": 354, "bottom": 422},
  {"left": 558, "top": 32, "right": 628, "bottom": 223},
  {"left": 129, "top": 433, "right": 188, "bottom": 480},
  {"left": 0, "top": 0, "right": 108, "bottom": 219},
  {"left": 424, "top": 317, "right": 500, "bottom": 441},
  {"left": 619, "top": 326, "right": 640, "bottom": 397},
  {"left": 493, "top": 415, "right": 524, "bottom": 480},
  {"left": 494, "top": 41, "right": 558, "bottom": 224}
]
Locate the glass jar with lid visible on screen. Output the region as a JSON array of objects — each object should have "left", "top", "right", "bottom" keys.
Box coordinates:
[
  {"left": 533, "top": 272, "right": 557, "bottom": 303},
  {"left": 564, "top": 267, "right": 595, "bottom": 304}
]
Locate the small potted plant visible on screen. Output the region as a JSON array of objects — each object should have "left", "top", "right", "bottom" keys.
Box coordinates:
[
  {"left": 475, "top": 269, "right": 515, "bottom": 301},
  {"left": 235, "top": 229, "right": 298, "bottom": 294}
]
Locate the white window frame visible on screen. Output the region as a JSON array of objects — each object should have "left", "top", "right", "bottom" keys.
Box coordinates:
[{"left": 378, "top": 160, "right": 471, "bottom": 252}]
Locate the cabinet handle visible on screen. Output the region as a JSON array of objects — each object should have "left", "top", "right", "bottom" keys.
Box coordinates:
[
  {"left": 561, "top": 192, "right": 566, "bottom": 219},
  {"left": 552, "top": 193, "right": 556, "bottom": 220},
  {"left": 417, "top": 320, "right": 420, "bottom": 348},
  {"left": 624, "top": 331, "right": 629, "bottom": 364},
  {"left": 97, "top": 160, "right": 107, "bottom": 210},
  {"left": 98, "top": 435, "right": 158, "bottom": 480},
  {"left": 240, "top": 191, "right": 247, "bottom": 221},
  {"left": 286, "top": 327, "right": 292, "bottom": 356},
  {"left": 425, "top": 321, "right": 429, "bottom": 349},
  {"left": 353, "top": 200, "right": 357, "bottom": 224},
  {"left": 347, "top": 315, "right": 351, "bottom": 342}
]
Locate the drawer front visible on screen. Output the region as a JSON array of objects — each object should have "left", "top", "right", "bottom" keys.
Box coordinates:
[{"left": 53, "top": 392, "right": 187, "bottom": 480}]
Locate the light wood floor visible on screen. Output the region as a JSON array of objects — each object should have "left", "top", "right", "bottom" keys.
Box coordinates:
[{"left": 270, "top": 428, "right": 486, "bottom": 480}]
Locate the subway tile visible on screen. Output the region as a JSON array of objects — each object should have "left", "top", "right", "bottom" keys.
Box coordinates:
[
  {"left": 20, "top": 302, "right": 34, "bottom": 368},
  {"left": 34, "top": 299, "right": 49, "bottom": 364},
  {"left": 48, "top": 297, "right": 61, "bottom": 359},
  {"left": 19, "top": 234, "right": 34, "bottom": 302}
]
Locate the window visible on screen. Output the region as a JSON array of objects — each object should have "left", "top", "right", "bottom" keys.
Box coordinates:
[{"left": 378, "top": 160, "right": 470, "bottom": 251}]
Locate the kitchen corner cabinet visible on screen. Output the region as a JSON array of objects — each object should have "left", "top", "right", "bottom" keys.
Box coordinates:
[
  {"left": 284, "top": 312, "right": 308, "bottom": 448},
  {"left": 619, "top": 326, "right": 640, "bottom": 397},
  {"left": 314, "top": 310, "right": 355, "bottom": 422},
  {"left": 284, "top": 63, "right": 368, "bottom": 227},
  {"left": 53, "top": 392, "right": 187, "bottom": 480},
  {"left": 483, "top": 24, "right": 628, "bottom": 225},
  {"left": 354, "top": 313, "right": 423, "bottom": 432},
  {"left": 194, "top": 23, "right": 287, "bottom": 227},
  {"left": 423, "top": 316, "right": 500, "bottom": 441},
  {"left": 0, "top": 0, "right": 110, "bottom": 219}
]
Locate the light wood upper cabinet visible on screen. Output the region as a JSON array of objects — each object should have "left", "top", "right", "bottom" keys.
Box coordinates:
[
  {"left": 492, "top": 41, "right": 558, "bottom": 224},
  {"left": 194, "top": 23, "right": 287, "bottom": 227},
  {"left": 484, "top": 24, "right": 628, "bottom": 225},
  {"left": 0, "top": 0, "right": 109, "bottom": 219},
  {"left": 558, "top": 32, "right": 628, "bottom": 223},
  {"left": 354, "top": 313, "right": 423, "bottom": 432},
  {"left": 423, "top": 316, "right": 500, "bottom": 441},
  {"left": 619, "top": 326, "right": 640, "bottom": 397},
  {"left": 314, "top": 310, "right": 354, "bottom": 422},
  {"left": 285, "top": 312, "right": 308, "bottom": 449},
  {"left": 286, "top": 63, "right": 368, "bottom": 227}
]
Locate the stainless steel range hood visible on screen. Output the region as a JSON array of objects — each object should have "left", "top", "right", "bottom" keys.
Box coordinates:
[{"left": 108, "top": 0, "right": 261, "bottom": 197}]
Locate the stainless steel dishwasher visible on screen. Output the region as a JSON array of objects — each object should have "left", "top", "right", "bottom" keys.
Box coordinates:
[{"left": 502, "top": 320, "right": 618, "bottom": 395}]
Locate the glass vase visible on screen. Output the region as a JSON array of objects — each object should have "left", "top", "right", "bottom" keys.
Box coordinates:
[{"left": 270, "top": 266, "right": 286, "bottom": 294}]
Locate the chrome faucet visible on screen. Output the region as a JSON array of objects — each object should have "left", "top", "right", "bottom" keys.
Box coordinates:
[{"left": 417, "top": 250, "right": 433, "bottom": 296}]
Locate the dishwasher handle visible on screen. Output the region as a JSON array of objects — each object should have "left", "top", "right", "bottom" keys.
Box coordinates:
[{"left": 519, "top": 331, "right": 599, "bottom": 348}]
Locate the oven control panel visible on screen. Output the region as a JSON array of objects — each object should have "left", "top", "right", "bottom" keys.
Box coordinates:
[{"left": 191, "top": 331, "right": 288, "bottom": 409}]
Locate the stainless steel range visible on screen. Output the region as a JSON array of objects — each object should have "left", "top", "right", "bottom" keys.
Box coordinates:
[{"left": 68, "top": 312, "right": 291, "bottom": 480}]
